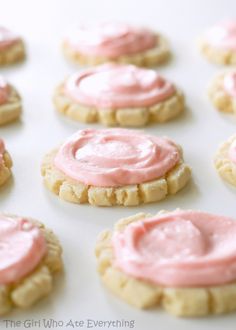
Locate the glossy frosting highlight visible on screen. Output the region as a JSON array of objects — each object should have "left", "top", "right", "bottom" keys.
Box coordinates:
[
  {"left": 54, "top": 128, "right": 180, "bottom": 187},
  {"left": 205, "top": 20, "right": 236, "bottom": 50},
  {"left": 64, "top": 64, "right": 175, "bottom": 108},
  {"left": 112, "top": 210, "right": 236, "bottom": 287},
  {"left": 65, "top": 22, "right": 157, "bottom": 58},
  {"left": 0, "top": 215, "right": 47, "bottom": 284}
]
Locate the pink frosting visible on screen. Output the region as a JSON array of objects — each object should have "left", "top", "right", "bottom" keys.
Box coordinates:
[
  {"left": 112, "top": 210, "right": 236, "bottom": 287},
  {"left": 228, "top": 139, "right": 236, "bottom": 163},
  {"left": 0, "top": 26, "right": 20, "bottom": 50},
  {"left": 223, "top": 71, "right": 236, "bottom": 97},
  {"left": 54, "top": 128, "right": 180, "bottom": 187},
  {"left": 205, "top": 20, "right": 236, "bottom": 50},
  {"left": 0, "top": 214, "right": 47, "bottom": 284},
  {"left": 65, "top": 22, "right": 157, "bottom": 58},
  {"left": 64, "top": 64, "right": 175, "bottom": 108},
  {"left": 0, "top": 76, "right": 10, "bottom": 105}
]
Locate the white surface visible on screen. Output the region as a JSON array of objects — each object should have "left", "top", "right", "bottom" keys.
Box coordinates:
[{"left": 1, "top": 0, "right": 236, "bottom": 329}]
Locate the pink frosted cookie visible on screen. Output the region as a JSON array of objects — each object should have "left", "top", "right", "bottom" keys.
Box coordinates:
[
  {"left": 0, "top": 213, "right": 63, "bottom": 315},
  {"left": 215, "top": 134, "right": 236, "bottom": 186},
  {"left": 62, "top": 22, "right": 170, "bottom": 67},
  {"left": 0, "top": 76, "right": 22, "bottom": 125},
  {"left": 199, "top": 20, "right": 236, "bottom": 65},
  {"left": 0, "top": 139, "right": 12, "bottom": 186},
  {"left": 54, "top": 63, "right": 184, "bottom": 127},
  {"left": 0, "top": 26, "right": 25, "bottom": 65},
  {"left": 96, "top": 209, "right": 236, "bottom": 317},
  {"left": 41, "top": 128, "right": 191, "bottom": 206},
  {"left": 208, "top": 70, "right": 236, "bottom": 115}
]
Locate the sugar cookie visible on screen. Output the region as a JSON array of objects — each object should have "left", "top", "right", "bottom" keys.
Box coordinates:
[
  {"left": 41, "top": 128, "right": 191, "bottom": 206},
  {"left": 62, "top": 22, "right": 170, "bottom": 67},
  {"left": 0, "top": 76, "right": 22, "bottom": 125},
  {"left": 0, "top": 139, "right": 12, "bottom": 186},
  {"left": 208, "top": 70, "right": 236, "bottom": 115},
  {"left": 199, "top": 20, "right": 236, "bottom": 65},
  {"left": 0, "top": 26, "right": 25, "bottom": 66},
  {"left": 0, "top": 213, "right": 63, "bottom": 315},
  {"left": 215, "top": 134, "right": 236, "bottom": 186},
  {"left": 54, "top": 64, "right": 184, "bottom": 127},
  {"left": 95, "top": 210, "right": 236, "bottom": 317}
]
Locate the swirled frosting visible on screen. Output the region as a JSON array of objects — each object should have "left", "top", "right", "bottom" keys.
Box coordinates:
[
  {"left": 64, "top": 64, "right": 175, "bottom": 108},
  {"left": 54, "top": 128, "right": 180, "bottom": 187},
  {"left": 65, "top": 22, "right": 157, "bottom": 58},
  {"left": 0, "top": 26, "right": 20, "bottom": 50},
  {"left": 112, "top": 210, "right": 236, "bottom": 287},
  {"left": 0, "top": 214, "right": 47, "bottom": 284},
  {"left": 205, "top": 20, "right": 236, "bottom": 50},
  {"left": 0, "top": 76, "right": 10, "bottom": 105},
  {"left": 223, "top": 71, "right": 236, "bottom": 97}
]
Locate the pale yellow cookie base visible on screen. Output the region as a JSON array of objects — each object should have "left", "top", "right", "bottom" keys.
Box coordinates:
[
  {"left": 53, "top": 84, "right": 184, "bottom": 127},
  {"left": 0, "top": 40, "right": 25, "bottom": 66},
  {"left": 62, "top": 36, "right": 170, "bottom": 67},
  {"left": 199, "top": 38, "right": 236, "bottom": 65},
  {"left": 215, "top": 134, "right": 236, "bottom": 186},
  {"left": 208, "top": 72, "right": 236, "bottom": 114},
  {"left": 0, "top": 214, "right": 63, "bottom": 315},
  {"left": 41, "top": 148, "right": 191, "bottom": 207},
  {"left": 0, "top": 151, "right": 13, "bottom": 186},
  {"left": 0, "top": 85, "right": 22, "bottom": 126},
  {"left": 95, "top": 211, "right": 236, "bottom": 317}
]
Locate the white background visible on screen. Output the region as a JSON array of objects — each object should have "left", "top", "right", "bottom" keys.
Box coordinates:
[{"left": 1, "top": 0, "right": 236, "bottom": 329}]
